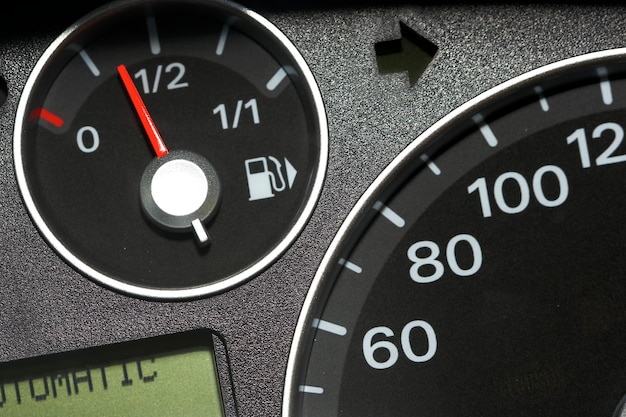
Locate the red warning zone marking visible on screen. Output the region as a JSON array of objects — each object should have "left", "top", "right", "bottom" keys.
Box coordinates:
[{"left": 29, "top": 108, "right": 64, "bottom": 128}]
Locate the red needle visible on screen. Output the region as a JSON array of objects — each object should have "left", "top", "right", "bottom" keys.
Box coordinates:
[{"left": 117, "top": 64, "right": 169, "bottom": 158}]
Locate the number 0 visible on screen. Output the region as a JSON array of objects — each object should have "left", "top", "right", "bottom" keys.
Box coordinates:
[
  {"left": 76, "top": 126, "right": 100, "bottom": 153},
  {"left": 446, "top": 234, "right": 483, "bottom": 277}
]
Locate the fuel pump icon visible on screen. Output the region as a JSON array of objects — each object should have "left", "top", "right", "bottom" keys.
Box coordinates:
[{"left": 245, "top": 156, "right": 297, "bottom": 201}]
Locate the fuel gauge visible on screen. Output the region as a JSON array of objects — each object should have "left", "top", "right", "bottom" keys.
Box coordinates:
[{"left": 14, "top": 0, "right": 327, "bottom": 299}]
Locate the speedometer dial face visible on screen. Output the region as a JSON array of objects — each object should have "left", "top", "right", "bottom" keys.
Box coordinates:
[{"left": 284, "top": 48, "right": 626, "bottom": 416}]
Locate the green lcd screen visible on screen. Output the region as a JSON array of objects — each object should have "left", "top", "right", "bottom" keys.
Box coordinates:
[{"left": 0, "top": 331, "right": 225, "bottom": 416}]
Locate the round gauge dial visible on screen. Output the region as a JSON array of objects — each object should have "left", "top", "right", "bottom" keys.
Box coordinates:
[
  {"left": 285, "top": 48, "right": 626, "bottom": 415},
  {"left": 14, "top": 0, "right": 327, "bottom": 299}
]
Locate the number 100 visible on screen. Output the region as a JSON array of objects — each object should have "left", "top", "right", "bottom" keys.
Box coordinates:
[{"left": 467, "top": 165, "right": 569, "bottom": 218}]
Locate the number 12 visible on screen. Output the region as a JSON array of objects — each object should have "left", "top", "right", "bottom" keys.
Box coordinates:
[{"left": 567, "top": 122, "right": 626, "bottom": 168}]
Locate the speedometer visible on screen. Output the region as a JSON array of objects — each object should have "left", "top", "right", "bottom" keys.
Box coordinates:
[{"left": 284, "top": 48, "right": 626, "bottom": 416}]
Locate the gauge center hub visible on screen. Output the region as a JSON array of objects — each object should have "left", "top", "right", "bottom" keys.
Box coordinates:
[
  {"left": 140, "top": 150, "right": 222, "bottom": 236},
  {"left": 151, "top": 159, "right": 209, "bottom": 216}
]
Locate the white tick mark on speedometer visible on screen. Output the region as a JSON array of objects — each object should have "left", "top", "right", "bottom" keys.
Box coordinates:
[
  {"left": 299, "top": 385, "right": 324, "bottom": 395},
  {"left": 339, "top": 258, "right": 362, "bottom": 274},
  {"left": 373, "top": 201, "right": 405, "bottom": 227},
  {"left": 312, "top": 318, "right": 348, "bottom": 336},
  {"left": 472, "top": 113, "right": 498, "bottom": 147},
  {"left": 420, "top": 154, "right": 441, "bottom": 175},
  {"left": 597, "top": 66, "right": 613, "bottom": 105},
  {"left": 534, "top": 86, "right": 550, "bottom": 112}
]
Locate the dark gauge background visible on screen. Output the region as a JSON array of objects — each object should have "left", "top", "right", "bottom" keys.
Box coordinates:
[
  {"left": 290, "top": 60, "right": 626, "bottom": 415},
  {"left": 3, "top": 2, "right": 626, "bottom": 417},
  {"left": 15, "top": 0, "right": 325, "bottom": 296}
]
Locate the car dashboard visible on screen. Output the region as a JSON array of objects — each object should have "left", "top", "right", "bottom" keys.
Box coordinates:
[{"left": 1, "top": 1, "right": 625, "bottom": 416}]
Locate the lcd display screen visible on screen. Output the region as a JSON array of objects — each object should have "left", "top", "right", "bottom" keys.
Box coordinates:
[{"left": 0, "top": 331, "right": 225, "bottom": 416}]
